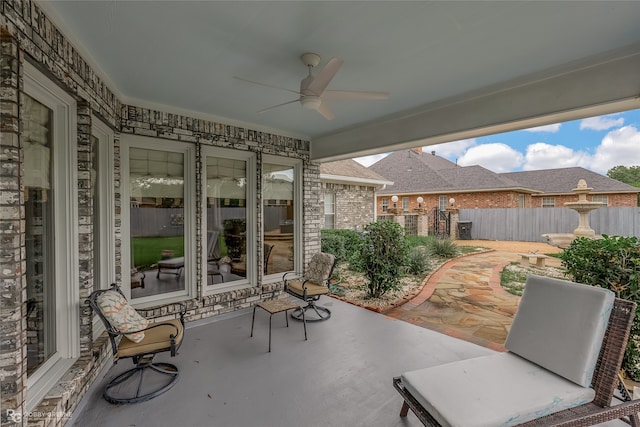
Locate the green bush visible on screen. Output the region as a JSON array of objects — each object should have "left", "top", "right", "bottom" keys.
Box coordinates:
[
  {"left": 406, "top": 246, "right": 431, "bottom": 276},
  {"left": 360, "top": 221, "right": 409, "bottom": 298},
  {"left": 559, "top": 235, "right": 640, "bottom": 380},
  {"left": 427, "top": 237, "right": 459, "bottom": 258},
  {"left": 321, "top": 229, "right": 364, "bottom": 269}
]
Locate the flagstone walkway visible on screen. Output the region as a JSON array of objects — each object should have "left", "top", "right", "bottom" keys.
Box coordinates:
[{"left": 386, "top": 244, "right": 563, "bottom": 352}]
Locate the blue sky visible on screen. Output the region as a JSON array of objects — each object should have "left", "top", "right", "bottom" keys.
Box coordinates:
[{"left": 354, "top": 109, "right": 640, "bottom": 175}]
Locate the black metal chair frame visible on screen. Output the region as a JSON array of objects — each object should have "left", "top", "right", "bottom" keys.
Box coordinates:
[
  {"left": 87, "top": 283, "right": 186, "bottom": 404},
  {"left": 283, "top": 253, "right": 336, "bottom": 322}
]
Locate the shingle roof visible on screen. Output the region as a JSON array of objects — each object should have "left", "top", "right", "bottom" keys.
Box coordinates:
[
  {"left": 320, "top": 159, "right": 391, "bottom": 184},
  {"left": 501, "top": 167, "right": 640, "bottom": 194},
  {"left": 370, "top": 150, "right": 530, "bottom": 194}
]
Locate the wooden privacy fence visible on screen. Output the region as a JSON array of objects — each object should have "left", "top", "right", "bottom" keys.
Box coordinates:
[{"left": 459, "top": 207, "right": 640, "bottom": 242}]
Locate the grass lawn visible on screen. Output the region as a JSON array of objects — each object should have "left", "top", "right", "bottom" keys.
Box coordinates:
[{"left": 132, "top": 236, "right": 184, "bottom": 269}]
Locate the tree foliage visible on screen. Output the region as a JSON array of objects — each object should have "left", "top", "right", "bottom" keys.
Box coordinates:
[
  {"left": 360, "top": 221, "right": 409, "bottom": 298},
  {"left": 607, "top": 165, "right": 640, "bottom": 187}
]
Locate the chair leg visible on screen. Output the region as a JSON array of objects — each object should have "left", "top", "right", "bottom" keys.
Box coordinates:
[
  {"left": 400, "top": 401, "right": 410, "bottom": 417},
  {"left": 290, "top": 300, "right": 331, "bottom": 322},
  {"left": 103, "top": 361, "right": 179, "bottom": 404},
  {"left": 250, "top": 305, "right": 257, "bottom": 337}
]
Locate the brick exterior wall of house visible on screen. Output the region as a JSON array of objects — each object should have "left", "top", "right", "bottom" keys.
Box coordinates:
[
  {"left": 321, "top": 183, "right": 376, "bottom": 230},
  {"left": 377, "top": 191, "right": 637, "bottom": 215},
  {"left": 0, "top": 3, "right": 321, "bottom": 425}
]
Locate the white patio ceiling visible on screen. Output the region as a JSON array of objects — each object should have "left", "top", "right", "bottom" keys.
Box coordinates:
[{"left": 41, "top": 1, "right": 640, "bottom": 161}]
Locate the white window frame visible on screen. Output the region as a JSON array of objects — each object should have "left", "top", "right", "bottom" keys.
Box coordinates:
[
  {"left": 439, "top": 195, "right": 448, "bottom": 211},
  {"left": 202, "top": 146, "right": 256, "bottom": 294},
  {"left": 381, "top": 198, "right": 388, "bottom": 212},
  {"left": 591, "top": 195, "right": 609, "bottom": 206},
  {"left": 402, "top": 196, "right": 410, "bottom": 213},
  {"left": 324, "top": 192, "right": 335, "bottom": 229},
  {"left": 91, "top": 118, "right": 115, "bottom": 340},
  {"left": 262, "top": 155, "right": 302, "bottom": 282},
  {"left": 24, "top": 61, "right": 80, "bottom": 411},
  {"left": 121, "top": 135, "right": 196, "bottom": 306},
  {"left": 542, "top": 196, "right": 555, "bottom": 208}
]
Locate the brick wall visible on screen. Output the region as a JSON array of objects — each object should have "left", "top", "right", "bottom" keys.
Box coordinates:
[
  {"left": 377, "top": 191, "right": 636, "bottom": 215},
  {"left": 0, "top": 2, "right": 320, "bottom": 425},
  {"left": 321, "top": 183, "right": 376, "bottom": 230}
]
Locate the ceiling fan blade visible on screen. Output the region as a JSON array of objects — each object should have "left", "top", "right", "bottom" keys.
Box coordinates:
[
  {"left": 307, "top": 57, "right": 343, "bottom": 96},
  {"left": 234, "top": 76, "right": 300, "bottom": 95},
  {"left": 316, "top": 102, "right": 335, "bottom": 120},
  {"left": 257, "top": 99, "right": 300, "bottom": 114},
  {"left": 323, "top": 90, "right": 389, "bottom": 100}
]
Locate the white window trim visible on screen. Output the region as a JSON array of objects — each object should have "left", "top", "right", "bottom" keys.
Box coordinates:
[
  {"left": 91, "top": 118, "right": 115, "bottom": 340},
  {"left": 262, "top": 155, "right": 302, "bottom": 282},
  {"left": 24, "top": 61, "right": 80, "bottom": 411},
  {"left": 202, "top": 146, "right": 256, "bottom": 295},
  {"left": 120, "top": 135, "right": 196, "bottom": 306}
]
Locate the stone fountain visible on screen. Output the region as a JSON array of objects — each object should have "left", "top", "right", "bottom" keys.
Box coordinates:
[{"left": 542, "top": 179, "right": 605, "bottom": 248}]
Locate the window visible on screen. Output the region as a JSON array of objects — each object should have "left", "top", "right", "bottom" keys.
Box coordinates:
[
  {"left": 381, "top": 198, "right": 388, "bottom": 212},
  {"left": 263, "top": 156, "right": 301, "bottom": 277},
  {"left": 542, "top": 197, "right": 555, "bottom": 208},
  {"left": 324, "top": 193, "right": 335, "bottom": 229},
  {"left": 202, "top": 147, "right": 255, "bottom": 291},
  {"left": 439, "top": 196, "right": 448, "bottom": 211},
  {"left": 91, "top": 118, "right": 115, "bottom": 340},
  {"left": 518, "top": 194, "right": 526, "bottom": 208},
  {"left": 591, "top": 195, "right": 608, "bottom": 206},
  {"left": 122, "top": 136, "right": 195, "bottom": 304},
  {"left": 24, "top": 62, "right": 79, "bottom": 410},
  {"left": 402, "top": 197, "right": 410, "bottom": 213}
]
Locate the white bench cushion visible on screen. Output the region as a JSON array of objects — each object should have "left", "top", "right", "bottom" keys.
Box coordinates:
[
  {"left": 505, "top": 275, "right": 614, "bottom": 387},
  {"left": 401, "top": 352, "right": 595, "bottom": 427}
]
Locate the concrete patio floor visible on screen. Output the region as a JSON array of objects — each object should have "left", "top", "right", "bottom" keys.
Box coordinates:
[{"left": 72, "top": 297, "right": 494, "bottom": 427}]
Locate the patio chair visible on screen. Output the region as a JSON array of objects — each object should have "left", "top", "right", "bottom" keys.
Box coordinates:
[
  {"left": 157, "top": 230, "right": 220, "bottom": 280},
  {"left": 87, "top": 283, "right": 185, "bottom": 404},
  {"left": 393, "top": 275, "right": 640, "bottom": 426},
  {"left": 283, "top": 252, "right": 336, "bottom": 322}
]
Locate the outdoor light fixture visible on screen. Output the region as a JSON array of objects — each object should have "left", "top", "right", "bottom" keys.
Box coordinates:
[
  {"left": 449, "top": 197, "right": 455, "bottom": 207},
  {"left": 417, "top": 196, "right": 423, "bottom": 208},
  {"left": 391, "top": 195, "right": 399, "bottom": 208}
]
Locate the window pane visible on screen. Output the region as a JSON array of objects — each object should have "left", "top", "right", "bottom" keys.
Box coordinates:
[
  {"left": 91, "top": 135, "right": 101, "bottom": 289},
  {"left": 324, "top": 193, "right": 335, "bottom": 229},
  {"left": 206, "top": 156, "right": 247, "bottom": 284},
  {"left": 129, "top": 147, "right": 185, "bottom": 298},
  {"left": 402, "top": 197, "right": 409, "bottom": 212},
  {"left": 439, "top": 196, "right": 447, "bottom": 211},
  {"left": 24, "top": 94, "right": 55, "bottom": 376},
  {"left": 263, "top": 163, "right": 294, "bottom": 274}
]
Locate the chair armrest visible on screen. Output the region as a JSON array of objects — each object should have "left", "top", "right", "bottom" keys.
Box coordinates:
[{"left": 282, "top": 271, "right": 302, "bottom": 282}]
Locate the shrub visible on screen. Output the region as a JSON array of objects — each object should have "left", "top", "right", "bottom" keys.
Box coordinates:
[
  {"left": 406, "top": 246, "right": 431, "bottom": 276},
  {"left": 427, "top": 237, "right": 459, "bottom": 258},
  {"left": 321, "top": 229, "right": 363, "bottom": 264},
  {"left": 360, "top": 221, "right": 409, "bottom": 298},
  {"left": 559, "top": 235, "right": 640, "bottom": 380}
]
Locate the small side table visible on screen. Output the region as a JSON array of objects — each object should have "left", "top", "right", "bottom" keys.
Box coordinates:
[{"left": 250, "top": 299, "right": 307, "bottom": 352}]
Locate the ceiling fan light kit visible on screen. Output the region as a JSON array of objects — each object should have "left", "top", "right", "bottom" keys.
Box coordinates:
[{"left": 237, "top": 52, "right": 389, "bottom": 120}]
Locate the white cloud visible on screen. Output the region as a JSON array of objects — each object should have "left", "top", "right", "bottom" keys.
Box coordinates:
[
  {"left": 353, "top": 153, "right": 389, "bottom": 167},
  {"left": 522, "top": 123, "right": 562, "bottom": 133},
  {"left": 457, "top": 143, "right": 524, "bottom": 173},
  {"left": 586, "top": 125, "right": 640, "bottom": 174},
  {"left": 580, "top": 114, "right": 625, "bottom": 131},
  {"left": 522, "top": 143, "right": 590, "bottom": 171},
  {"left": 421, "top": 139, "right": 477, "bottom": 159}
]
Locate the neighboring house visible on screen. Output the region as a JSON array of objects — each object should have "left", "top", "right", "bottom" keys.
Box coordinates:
[
  {"left": 370, "top": 148, "right": 639, "bottom": 216},
  {"left": 319, "top": 159, "right": 392, "bottom": 230}
]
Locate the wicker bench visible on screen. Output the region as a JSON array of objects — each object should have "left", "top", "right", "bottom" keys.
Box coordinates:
[
  {"left": 517, "top": 252, "right": 549, "bottom": 267},
  {"left": 394, "top": 275, "right": 640, "bottom": 426}
]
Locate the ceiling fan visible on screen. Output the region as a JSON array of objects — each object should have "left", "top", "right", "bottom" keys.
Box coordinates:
[{"left": 235, "top": 53, "right": 389, "bottom": 120}]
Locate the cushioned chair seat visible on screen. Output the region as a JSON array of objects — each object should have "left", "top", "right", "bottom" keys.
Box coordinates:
[
  {"left": 285, "top": 279, "right": 330, "bottom": 296},
  {"left": 401, "top": 352, "right": 596, "bottom": 427},
  {"left": 117, "top": 319, "right": 184, "bottom": 359}
]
